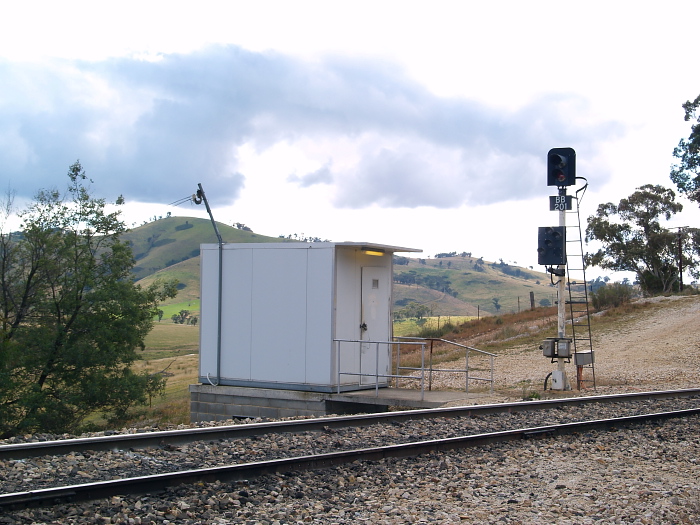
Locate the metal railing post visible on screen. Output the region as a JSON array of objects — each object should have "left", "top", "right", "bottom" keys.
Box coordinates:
[
  {"left": 336, "top": 340, "right": 340, "bottom": 394},
  {"left": 420, "top": 342, "right": 425, "bottom": 400},
  {"left": 375, "top": 342, "right": 380, "bottom": 396},
  {"left": 465, "top": 349, "right": 469, "bottom": 394},
  {"left": 395, "top": 341, "right": 401, "bottom": 388},
  {"left": 428, "top": 339, "right": 434, "bottom": 391},
  {"left": 392, "top": 336, "right": 496, "bottom": 394}
]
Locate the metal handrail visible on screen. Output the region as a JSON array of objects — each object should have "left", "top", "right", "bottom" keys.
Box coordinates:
[
  {"left": 334, "top": 337, "right": 496, "bottom": 398},
  {"left": 334, "top": 339, "right": 428, "bottom": 399},
  {"left": 394, "top": 337, "right": 496, "bottom": 394}
]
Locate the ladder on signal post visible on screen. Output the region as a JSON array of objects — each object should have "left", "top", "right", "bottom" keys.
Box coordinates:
[{"left": 564, "top": 187, "right": 596, "bottom": 390}]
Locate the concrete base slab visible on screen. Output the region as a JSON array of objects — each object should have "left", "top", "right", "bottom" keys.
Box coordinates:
[
  {"left": 330, "top": 387, "right": 486, "bottom": 408},
  {"left": 190, "top": 384, "right": 487, "bottom": 422}
]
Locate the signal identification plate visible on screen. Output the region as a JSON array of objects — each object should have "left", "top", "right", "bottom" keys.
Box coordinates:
[{"left": 549, "top": 195, "right": 573, "bottom": 211}]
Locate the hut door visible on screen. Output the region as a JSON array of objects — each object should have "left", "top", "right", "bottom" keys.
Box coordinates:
[{"left": 360, "top": 267, "right": 391, "bottom": 384}]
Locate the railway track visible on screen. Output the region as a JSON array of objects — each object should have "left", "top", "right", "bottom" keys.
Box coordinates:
[
  {"left": 2, "top": 388, "right": 698, "bottom": 461},
  {"left": 2, "top": 388, "right": 699, "bottom": 510}
]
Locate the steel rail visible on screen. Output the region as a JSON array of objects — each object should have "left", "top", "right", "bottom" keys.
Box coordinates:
[
  {"left": 2, "top": 388, "right": 699, "bottom": 461},
  {"left": 2, "top": 407, "right": 699, "bottom": 510}
]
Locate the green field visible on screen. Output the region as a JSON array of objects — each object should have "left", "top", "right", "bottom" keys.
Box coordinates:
[
  {"left": 141, "top": 322, "right": 199, "bottom": 360},
  {"left": 392, "top": 316, "right": 476, "bottom": 336},
  {"left": 156, "top": 300, "right": 201, "bottom": 322}
]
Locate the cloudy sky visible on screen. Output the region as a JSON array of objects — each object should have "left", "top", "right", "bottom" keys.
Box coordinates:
[{"left": 2, "top": 1, "right": 700, "bottom": 277}]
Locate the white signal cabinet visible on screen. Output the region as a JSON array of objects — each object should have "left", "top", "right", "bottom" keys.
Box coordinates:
[{"left": 199, "top": 242, "right": 420, "bottom": 392}]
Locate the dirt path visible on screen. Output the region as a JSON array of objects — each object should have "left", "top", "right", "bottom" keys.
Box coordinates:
[
  {"left": 591, "top": 295, "right": 700, "bottom": 389},
  {"left": 432, "top": 295, "right": 700, "bottom": 401}
]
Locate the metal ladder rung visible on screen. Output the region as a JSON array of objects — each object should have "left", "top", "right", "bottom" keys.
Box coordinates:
[{"left": 566, "top": 191, "right": 596, "bottom": 391}]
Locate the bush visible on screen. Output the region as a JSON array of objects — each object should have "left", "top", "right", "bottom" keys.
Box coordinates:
[
  {"left": 418, "top": 322, "right": 456, "bottom": 339},
  {"left": 591, "top": 282, "right": 634, "bottom": 310}
]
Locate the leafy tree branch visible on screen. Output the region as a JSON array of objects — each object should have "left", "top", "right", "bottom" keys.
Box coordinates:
[
  {"left": 585, "top": 184, "right": 699, "bottom": 295},
  {"left": 671, "top": 94, "right": 700, "bottom": 205},
  {"left": 0, "top": 161, "right": 178, "bottom": 437}
]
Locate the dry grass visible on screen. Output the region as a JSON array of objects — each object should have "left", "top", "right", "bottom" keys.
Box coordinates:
[
  {"left": 127, "top": 353, "right": 199, "bottom": 427},
  {"left": 139, "top": 323, "right": 199, "bottom": 360},
  {"left": 395, "top": 307, "right": 559, "bottom": 369},
  {"left": 389, "top": 301, "right": 660, "bottom": 376}
]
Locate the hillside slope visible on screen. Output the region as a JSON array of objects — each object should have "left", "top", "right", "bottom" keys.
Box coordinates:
[
  {"left": 487, "top": 295, "right": 700, "bottom": 393},
  {"left": 124, "top": 217, "right": 287, "bottom": 281},
  {"left": 129, "top": 219, "right": 558, "bottom": 316},
  {"left": 138, "top": 256, "right": 201, "bottom": 304},
  {"left": 395, "top": 255, "right": 555, "bottom": 315},
  {"left": 394, "top": 283, "right": 481, "bottom": 316}
]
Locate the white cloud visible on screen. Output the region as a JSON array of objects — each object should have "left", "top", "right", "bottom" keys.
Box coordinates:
[{"left": 2, "top": 1, "right": 699, "bottom": 280}]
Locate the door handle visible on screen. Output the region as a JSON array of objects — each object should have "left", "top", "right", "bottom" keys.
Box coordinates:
[{"left": 360, "top": 322, "right": 368, "bottom": 331}]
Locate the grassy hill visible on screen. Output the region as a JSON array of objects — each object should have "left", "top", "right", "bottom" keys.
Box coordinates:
[
  {"left": 394, "top": 283, "right": 480, "bottom": 316},
  {"left": 130, "top": 219, "right": 556, "bottom": 317},
  {"left": 123, "top": 216, "right": 288, "bottom": 281},
  {"left": 394, "top": 255, "right": 556, "bottom": 316}
]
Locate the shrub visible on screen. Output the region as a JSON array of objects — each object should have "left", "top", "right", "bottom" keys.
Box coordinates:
[
  {"left": 591, "top": 282, "right": 634, "bottom": 310},
  {"left": 418, "top": 322, "right": 456, "bottom": 339}
]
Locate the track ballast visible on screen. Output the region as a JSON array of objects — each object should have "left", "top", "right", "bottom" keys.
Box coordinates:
[{"left": 2, "top": 389, "right": 700, "bottom": 511}]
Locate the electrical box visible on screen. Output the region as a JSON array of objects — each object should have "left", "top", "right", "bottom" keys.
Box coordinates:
[
  {"left": 574, "top": 351, "right": 595, "bottom": 366},
  {"left": 556, "top": 339, "right": 572, "bottom": 358},
  {"left": 551, "top": 370, "right": 566, "bottom": 389},
  {"left": 541, "top": 337, "right": 572, "bottom": 358},
  {"left": 541, "top": 339, "right": 556, "bottom": 358}
]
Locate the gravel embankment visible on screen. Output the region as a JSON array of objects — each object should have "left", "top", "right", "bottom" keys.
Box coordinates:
[
  {"left": 430, "top": 295, "right": 700, "bottom": 397},
  {"left": 4, "top": 413, "right": 699, "bottom": 524},
  {"left": 3, "top": 396, "right": 700, "bottom": 524},
  {"left": 2, "top": 397, "right": 699, "bottom": 496}
]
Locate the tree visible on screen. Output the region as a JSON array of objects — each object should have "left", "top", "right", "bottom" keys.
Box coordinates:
[
  {"left": 171, "top": 309, "right": 191, "bottom": 324},
  {"left": 589, "top": 276, "right": 610, "bottom": 293},
  {"left": 585, "top": 184, "right": 699, "bottom": 295},
  {"left": 0, "top": 162, "right": 178, "bottom": 437},
  {"left": 170, "top": 310, "right": 197, "bottom": 325},
  {"left": 395, "top": 301, "right": 430, "bottom": 320},
  {"left": 671, "top": 94, "right": 700, "bottom": 205}
]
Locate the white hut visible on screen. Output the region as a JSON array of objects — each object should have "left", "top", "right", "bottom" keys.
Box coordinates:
[{"left": 198, "top": 242, "right": 421, "bottom": 392}]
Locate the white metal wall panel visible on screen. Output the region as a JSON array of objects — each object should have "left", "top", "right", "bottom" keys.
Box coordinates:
[
  {"left": 334, "top": 248, "right": 360, "bottom": 340},
  {"left": 200, "top": 246, "right": 255, "bottom": 382},
  {"left": 250, "top": 247, "right": 308, "bottom": 383},
  {"left": 305, "top": 246, "right": 335, "bottom": 384},
  {"left": 199, "top": 245, "right": 220, "bottom": 379},
  {"left": 218, "top": 247, "right": 254, "bottom": 380}
]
